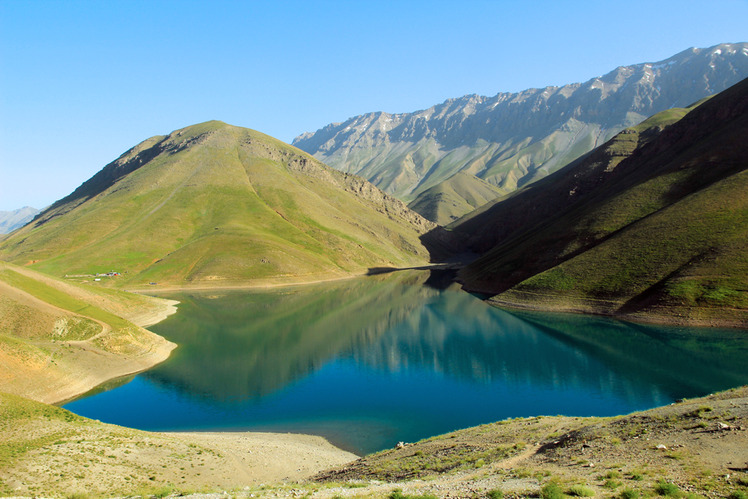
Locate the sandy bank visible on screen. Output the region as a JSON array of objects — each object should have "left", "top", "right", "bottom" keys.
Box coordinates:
[
  {"left": 127, "top": 272, "right": 368, "bottom": 294},
  {"left": 0, "top": 391, "right": 357, "bottom": 497}
]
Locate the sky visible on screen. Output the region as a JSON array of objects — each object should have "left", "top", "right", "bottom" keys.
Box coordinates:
[{"left": 1, "top": 0, "right": 747, "bottom": 211}]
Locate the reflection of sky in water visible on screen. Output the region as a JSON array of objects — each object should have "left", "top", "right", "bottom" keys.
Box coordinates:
[{"left": 63, "top": 271, "right": 748, "bottom": 455}]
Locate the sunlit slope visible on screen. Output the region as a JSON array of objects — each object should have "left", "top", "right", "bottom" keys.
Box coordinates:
[
  {"left": 407, "top": 172, "right": 506, "bottom": 225},
  {"left": 455, "top": 78, "right": 748, "bottom": 326},
  {"left": 0, "top": 261, "right": 175, "bottom": 403},
  {"left": 0, "top": 122, "right": 435, "bottom": 287}
]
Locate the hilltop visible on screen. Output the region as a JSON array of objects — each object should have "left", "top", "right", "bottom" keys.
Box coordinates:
[
  {"left": 294, "top": 43, "right": 748, "bottom": 201},
  {"left": 0, "top": 121, "right": 436, "bottom": 289},
  {"left": 453, "top": 77, "right": 748, "bottom": 327}
]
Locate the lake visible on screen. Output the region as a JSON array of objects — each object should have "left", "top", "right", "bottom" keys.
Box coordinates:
[{"left": 63, "top": 270, "right": 748, "bottom": 455}]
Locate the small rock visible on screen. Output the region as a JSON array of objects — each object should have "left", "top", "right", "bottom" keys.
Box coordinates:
[{"left": 657, "top": 444, "right": 668, "bottom": 450}]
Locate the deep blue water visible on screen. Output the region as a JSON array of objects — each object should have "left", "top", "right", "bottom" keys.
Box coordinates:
[{"left": 63, "top": 271, "right": 748, "bottom": 455}]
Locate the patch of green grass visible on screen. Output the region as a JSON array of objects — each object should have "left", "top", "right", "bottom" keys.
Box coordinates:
[
  {"left": 370, "top": 443, "right": 518, "bottom": 479},
  {"left": 620, "top": 488, "right": 641, "bottom": 499},
  {"left": 388, "top": 489, "right": 438, "bottom": 499},
  {"left": 728, "top": 492, "right": 748, "bottom": 499},
  {"left": 65, "top": 493, "right": 93, "bottom": 499},
  {"left": 486, "top": 489, "right": 504, "bottom": 499},
  {"left": 567, "top": 484, "right": 595, "bottom": 497},
  {"left": 604, "top": 480, "right": 623, "bottom": 490},
  {"left": 522, "top": 267, "right": 577, "bottom": 291},
  {"left": 540, "top": 481, "right": 564, "bottom": 499},
  {"left": 654, "top": 481, "right": 682, "bottom": 497}
]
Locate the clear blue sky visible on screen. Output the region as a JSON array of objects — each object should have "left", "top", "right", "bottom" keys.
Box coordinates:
[{"left": 1, "top": 0, "right": 746, "bottom": 211}]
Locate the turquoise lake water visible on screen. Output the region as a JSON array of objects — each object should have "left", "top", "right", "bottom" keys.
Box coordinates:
[{"left": 63, "top": 270, "right": 748, "bottom": 455}]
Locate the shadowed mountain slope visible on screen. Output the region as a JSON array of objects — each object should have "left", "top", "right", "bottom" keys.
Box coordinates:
[
  {"left": 453, "top": 77, "right": 748, "bottom": 327},
  {"left": 294, "top": 43, "right": 748, "bottom": 201},
  {"left": 407, "top": 172, "right": 506, "bottom": 224},
  {"left": 0, "top": 122, "right": 435, "bottom": 288}
]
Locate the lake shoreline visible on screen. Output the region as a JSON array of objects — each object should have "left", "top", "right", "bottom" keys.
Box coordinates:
[
  {"left": 486, "top": 291, "right": 748, "bottom": 330},
  {"left": 26, "top": 271, "right": 748, "bottom": 496}
]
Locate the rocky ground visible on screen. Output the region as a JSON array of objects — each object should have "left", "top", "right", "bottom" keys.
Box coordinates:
[
  {"left": 306, "top": 387, "right": 748, "bottom": 498},
  {"left": 2, "top": 382, "right": 746, "bottom": 498},
  {"left": 168, "top": 386, "right": 747, "bottom": 499},
  {"left": 0, "top": 393, "right": 356, "bottom": 498}
]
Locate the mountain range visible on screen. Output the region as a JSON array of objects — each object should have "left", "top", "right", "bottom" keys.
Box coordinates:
[
  {"left": 293, "top": 43, "right": 748, "bottom": 212},
  {"left": 0, "top": 121, "right": 435, "bottom": 288},
  {"left": 452, "top": 76, "right": 748, "bottom": 327},
  {"left": 0, "top": 206, "right": 39, "bottom": 234}
]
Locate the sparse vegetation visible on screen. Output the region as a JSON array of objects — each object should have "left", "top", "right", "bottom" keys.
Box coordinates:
[
  {"left": 655, "top": 481, "right": 683, "bottom": 497},
  {"left": 540, "top": 481, "right": 565, "bottom": 499},
  {"left": 568, "top": 484, "right": 595, "bottom": 497},
  {"left": 620, "top": 488, "right": 641, "bottom": 499}
]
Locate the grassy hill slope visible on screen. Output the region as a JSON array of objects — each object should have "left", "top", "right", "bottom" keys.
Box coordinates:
[
  {"left": 407, "top": 172, "right": 506, "bottom": 225},
  {"left": 454, "top": 78, "right": 748, "bottom": 327},
  {"left": 0, "top": 122, "right": 435, "bottom": 288},
  {"left": 0, "top": 261, "right": 175, "bottom": 403}
]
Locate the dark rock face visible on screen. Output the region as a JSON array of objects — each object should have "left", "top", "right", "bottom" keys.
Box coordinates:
[{"left": 294, "top": 43, "right": 748, "bottom": 199}]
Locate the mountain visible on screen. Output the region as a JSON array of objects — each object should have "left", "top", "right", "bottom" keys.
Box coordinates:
[
  {"left": 293, "top": 43, "right": 748, "bottom": 201},
  {"left": 0, "top": 121, "right": 435, "bottom": 288},
  {"left": 0, "top": 206, "right": 39, "bottom": 234},
  {"left": 452, "top": 76, "right": 748, "bottom": 327},
  {"left": 0, "top": 260, "right": 175, "bottom": 403},
  {"left": 407, "top": 172, "right": 506, "bottom": 224}
]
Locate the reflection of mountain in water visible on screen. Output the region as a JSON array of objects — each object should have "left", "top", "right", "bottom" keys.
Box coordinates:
[
  {"left": 146, "top": 271, "right": 441, "bottom": 401},
  {"left": 509, "top": 311, "right": 748, "bottom": 400},
  {"left": 355, "top": 298, "right": 748, "bottom": 404},
  {"left": 146, "top": 270, "right": 748, "bottom": 407}
]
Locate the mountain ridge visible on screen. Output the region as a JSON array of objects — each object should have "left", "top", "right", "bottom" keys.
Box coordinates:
[
  {"left": 0, "top": 206, "right": 39, "bottom": 234},
  {"left": 453, "top": 76, "right": 748, "bottom": 327},
  {"left": 293, "top": 43, "right": 748, "bottom": 201},
  {"left": 407, "top": 171, "right": 506, "bottom": 224},
  {"left": 0, "top": 121, "right": 436, "bottom": 288}
]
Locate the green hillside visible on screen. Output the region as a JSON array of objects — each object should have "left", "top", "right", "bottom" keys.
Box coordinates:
[
  {"left": 455, "top": 78, "right": 748, "bottom": 327},
  {"left": 0, "top": 260, "right": 175, "bottom": 403},
  {"left": 407, "top": 172, "right": 506, "bottom": 225},
  {"left": 0, "top": 121, "right": 435, "bottom": 288}
]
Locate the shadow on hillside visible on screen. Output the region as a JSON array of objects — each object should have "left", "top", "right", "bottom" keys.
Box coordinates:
[
  {"left": 365, "top": 266, "right": 460, "bottom": 291},
  {"left": 419, "top": 226, "right": 467, "bottom": 263}
]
